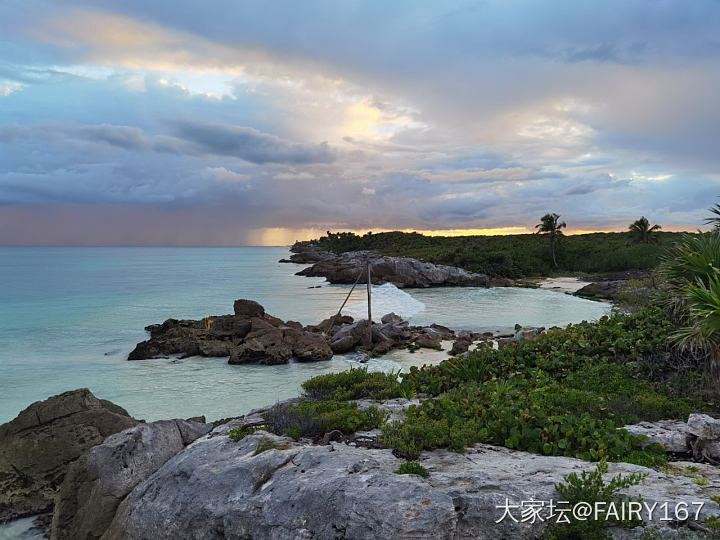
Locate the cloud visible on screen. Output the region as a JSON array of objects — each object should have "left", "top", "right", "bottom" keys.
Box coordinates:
[
  {"left": 0, "top": 1, "right": 719, "bottom": 243},
  {"left": 171, "top": 121, "right": 336, "bottom": 164}
]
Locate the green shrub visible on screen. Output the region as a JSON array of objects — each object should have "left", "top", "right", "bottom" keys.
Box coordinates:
[
  {"left": 227, "top": 425, "right": 258, "bottom": 441},
  {"left": 548, "top": 459, "right": 647, "bottom": 539},
  {"left": 395, "top": 461, "right": 429, "bottom": 478},
  {"left": 301, "top": 367, "right": 404, "bottom": 401},
  {"left": 264, "top": 399, "right": 389, "bottom": 440}
]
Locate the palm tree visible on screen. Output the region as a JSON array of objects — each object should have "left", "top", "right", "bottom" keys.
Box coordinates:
[
  {"left": 704, "top": 203, "right": 720, "bottom": 231},
  {"left": 535, "top": 213, "right": 566, "bottom": 270},
  {"left": 660, "top": 233, "right": 720, "bottom": 381},
  {"left": 628, "top": 216, "right": 662, "bottom": 244}
]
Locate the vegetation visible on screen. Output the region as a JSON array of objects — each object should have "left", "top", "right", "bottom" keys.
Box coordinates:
[
  {"left": 547, "top": 459, "right": 646, "bottom": 540},
  {"left": 310, "top": 230, "right": 687, "bottom": 278},
  {"left": 263, "top": 399, "right": 389, "bottom": 441},
  {"left": 395, "top": 461, "right": 430, "bottom": 478},
  {"left": 659, "top": 233, "right": 720, "bottom": 381},
  {"left": 705, "top": 203, "right": 720, "bottom": 231},
  {"left": 301, "top": 367, "right": 404, "bottom": 401},
  {"left": 536, "top": 212, "right": 567, "bottom": 270},
  {"left": 629, "top": 216, "right": 662, "bottom": 244},
  {"left": 227, "top": 425, "right": 258, "bottom": 441}
]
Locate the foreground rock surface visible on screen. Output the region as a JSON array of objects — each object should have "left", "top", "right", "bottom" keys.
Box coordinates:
[
  {"left": 0, "top": 389, "right": 138, "bottom": 521},
  {"left": 51, "top": 418, "right": 212, "bottom": 540},
  {"left": 93, "top": 429, "right": 720, "bottom": 540}
]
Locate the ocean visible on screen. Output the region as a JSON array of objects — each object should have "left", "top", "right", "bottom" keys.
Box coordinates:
[{"left": 0, "top": 247, "right": 611, "bottom": 424}]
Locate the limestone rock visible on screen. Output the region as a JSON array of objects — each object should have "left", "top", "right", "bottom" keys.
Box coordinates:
[
  {"left": 687, "top": 413, "right": 720, "bottom": 440},
  {"left": 621, "top": 420, "right": 692, "bottom": 453},
  {"left": 51, "top": 419, "right": 211, "bottom": 540},
  {"left": 0, "top": 389, "right": 138, "bottom": 522},
  {"left": 99, "top": 432, "right": 720, "bottom": 540}
]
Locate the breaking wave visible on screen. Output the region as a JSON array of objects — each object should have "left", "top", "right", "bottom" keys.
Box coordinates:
[{"left": 342, "top": 283, "right": 425, "bottom": 320}]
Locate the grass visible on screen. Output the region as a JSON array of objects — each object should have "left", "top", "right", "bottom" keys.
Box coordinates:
[{"left": 395, "top": 461, "right": 430, "bottom": 478}]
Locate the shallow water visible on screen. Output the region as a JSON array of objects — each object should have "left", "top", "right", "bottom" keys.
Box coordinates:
[{"left": 0, "top": 247, "right": 610, "bottom": 424}]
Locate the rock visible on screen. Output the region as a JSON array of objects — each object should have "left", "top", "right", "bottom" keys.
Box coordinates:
[
  {"left": 228, "top": 329, "right": 292, "bottom": 365},
  {"left": 99, "top": 432, "right": 720, "bottom": 540},
  {"left": 0, "top": 389, "right": 138, "bottom": 521},
  {"left": 372, "top": 340, "right": 394, "bottom": 355},
  {"left": 207, "top": 315, "right": 251, "bottom": 339},
  {"left": 198, "top": 340, "right": 233, "bottom": 357},
  {"left": 51, "top": 419, "right": 211, "bottom": 540},
  {"left": 575, "top": 280, "right": 623, "bottom": 300},
  {"left": 449, "top": 339, "right": 471, "bottom": 356},
  {"left": 414, "top": 333, "right": 442, "bottom": 350},
  {"left": 130, "top": 300, "right": 334, "bottom": 364},
  {"left": 687, "top": 413, "right": 720, "bottom": 440},
  {"left": 296, "top": 250, "right": 492, "bottom": 288},
  {"left": 307, "top": 315, "right": 354, "bottom": 334},
  {"left": 233, "top": 299, "right": 265, "bottom": 319},
  {"left": 329, "top": 335, "right": 358, "bottom": 354},
  {"left": 621, "top": 420, "right": 692, "bottom": 453},
  {"left": 381, "top": 312, "right": 404, "bottom": 325},
  {"left": 285, "top": 330, "right": 334, "bottom": 362}
]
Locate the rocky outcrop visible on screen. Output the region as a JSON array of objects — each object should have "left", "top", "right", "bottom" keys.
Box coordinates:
[
  {"left": 622, "top": 414, "right": 720, "bottom": 463},
  {"left": 51, "top": 418, "right": 212, "bottom": 540},
  {"left": 88, "top": 429, "right": 720, "bottom": 540},
  {"left": 128, "top": 300, "right": 333, "bottom": 364},
  {"left": 0, "top": 389, "right": 138, "bottom": 522},
  {"left": 295, "top": 250, "right": 494, "bottom": 288},
  {"left": 575, "top": 270, "right": 653, "bottom": 301}
]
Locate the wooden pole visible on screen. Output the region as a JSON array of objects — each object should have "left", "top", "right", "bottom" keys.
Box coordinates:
[{"left": 366, "top": 260, "right": 372, "bottom": 346}]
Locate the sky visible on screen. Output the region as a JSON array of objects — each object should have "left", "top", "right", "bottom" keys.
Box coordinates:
[{"left": 1, "top": 1, "right": 719, "bottom": 245}]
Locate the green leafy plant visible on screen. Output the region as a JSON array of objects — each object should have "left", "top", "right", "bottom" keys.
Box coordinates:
[
  {"left": 301, "top": 367, "right": 403, "bottom": 401},
  {"left": 549, "top": 459, "right": 647, "bottom": 539},
  {"left": 395, "top": 461, "right": 429, "bottom": 478},
  {"left": 227, "top": 425, "right": 258, "bottom": 441}
]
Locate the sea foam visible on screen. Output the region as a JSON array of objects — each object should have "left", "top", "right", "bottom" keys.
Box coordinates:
[{"left": 342, "top": 283, "right": 425, "bottom": 320}]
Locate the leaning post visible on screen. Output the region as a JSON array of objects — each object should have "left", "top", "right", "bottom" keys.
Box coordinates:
[{"left": 366, "top": 260, "right": 372, "bottom": 347}]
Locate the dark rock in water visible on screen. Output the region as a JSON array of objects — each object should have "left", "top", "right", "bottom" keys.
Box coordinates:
[
  {"left": 0, "top": 389, "right": 138, "bottom": 522},
  {"left": 129, "top": 300, "right": 333, "bottom": 365},
  {"left": 575, "top": 280, "right": 623, "bottom": 299},
  {"left": 296, "top": 250, "right": 493, "bottom": 288},
  {"left": 233, "top": 299, "right": 265, "bottom": 319},
  {"left": 380, "top": 312, "right": 403, "bottom": 325},
  {"left": 51, "top": 418, "right": 212, "bottom": 540}
]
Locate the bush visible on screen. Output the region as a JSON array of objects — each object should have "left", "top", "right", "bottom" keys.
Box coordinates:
[
  {"left": 395, "top": 461, "right": 429, "bottom": 478},
  {"left": 264, "top": 399, "right": 389, "bottom": 440},
  {"left": 301, "top": 367, "right": 405, "bottom": 401},
  {"left": 227, "top": 425, "right": 258, "bottom": 441},
  {"left": 379, "top": 307, "right": 712, "bottom": 463},
  {"left": 548, "top": 459, "right": 647, "bottom": 539}
]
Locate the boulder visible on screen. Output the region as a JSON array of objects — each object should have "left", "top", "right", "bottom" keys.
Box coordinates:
[
  {"left": 285, "top": 330, "right": 334, "bottom": 362},
  {"left": 228, "top": 330, "right": 292, "bottom": 365},
  {"left": 207, "top": 316, "right": 251, "bottom": 339},
  {"left": 575, "top": 280, "right": 623, "bottom": 300},
  {"left": 414, "top": 333, "right": 442, "bottom": 350},
  {"left": 233, "top": 299, "right": 265, "bottom": 319},
  {"left": 621, "top": 420, "right": 692, "bottom": 453},
  {"left": 0, "top": 389, "right": 138, "bottom": 521},
  {"left": 449, "top": 338, "right": 471, "bottom": 356},
  {"left": 98, "top": 432, "right": 720, "bottom": 540},
  {"left": 380, "top": 312, "right": 404, "bottom": 325},
  {"left": 687, "top": 413, "right": 720, "bottom": 440},
  {"left": 51, "top": 419, "right": 211, "bottom": 540}
]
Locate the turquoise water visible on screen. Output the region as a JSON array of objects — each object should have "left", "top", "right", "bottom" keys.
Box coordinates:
[{"left": 0, "top": 247, "right": 610, "bottom": 424}]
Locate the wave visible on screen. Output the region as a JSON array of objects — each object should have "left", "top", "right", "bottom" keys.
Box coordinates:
[{"left": 342, "top": 283, "right": 425, "bottom": 320}]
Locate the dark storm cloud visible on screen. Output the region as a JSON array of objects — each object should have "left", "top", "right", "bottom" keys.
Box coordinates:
[{"left": 171, "top": 121, "right": 336, "bottom": 165}]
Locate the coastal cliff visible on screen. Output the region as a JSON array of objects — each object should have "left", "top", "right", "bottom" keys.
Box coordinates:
[{"left": 282, "top": 243, "right": 514, "bottom": 288}]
